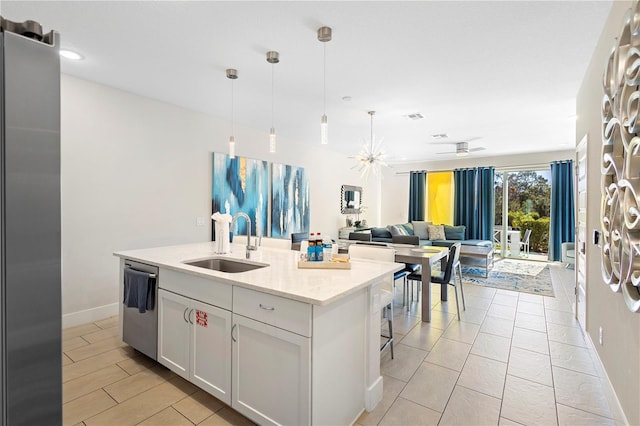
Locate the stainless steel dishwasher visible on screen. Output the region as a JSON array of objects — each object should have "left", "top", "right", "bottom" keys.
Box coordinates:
[{"left": 123, "top": 260, "right": 159, "bottom": 360}]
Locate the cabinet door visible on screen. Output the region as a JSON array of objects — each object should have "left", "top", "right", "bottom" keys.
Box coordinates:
[
  {"left": 157, "top": 289, "right": 190, "bottom": 379},
  {"left": 190, "top": 299, "right": 232, "bottom": 405},
  {"left": 232, "top": 315, "right": 311, "bottom": 426}
]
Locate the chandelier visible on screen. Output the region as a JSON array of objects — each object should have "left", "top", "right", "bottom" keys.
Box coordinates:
[{"left": 354, "top": 111, "right": 388, "bottom": 178}]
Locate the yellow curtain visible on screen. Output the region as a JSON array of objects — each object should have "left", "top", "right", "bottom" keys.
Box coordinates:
[{"left": 427, "top": 171, "right": 454, "bottom": 225}]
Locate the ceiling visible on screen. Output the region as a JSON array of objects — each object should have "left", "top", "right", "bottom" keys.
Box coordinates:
[{"left": 1, "top": 1, "right": 612, "bottom": 163}]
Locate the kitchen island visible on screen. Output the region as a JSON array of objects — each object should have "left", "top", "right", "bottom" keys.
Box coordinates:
[{"left": 114, "top": 241, "right": 403, "bottom": 426}]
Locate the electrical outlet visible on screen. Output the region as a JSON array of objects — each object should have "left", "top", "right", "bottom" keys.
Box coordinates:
[
  {"left": 196, "top": 217, "right": 206, "bottom": 227},
  {"left": 599, "top": 326, "right": 603, "bottom": 345}
]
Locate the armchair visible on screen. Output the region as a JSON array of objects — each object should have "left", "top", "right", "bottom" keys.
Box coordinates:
[{"left": 561, "top": 242, "right": 575, "bottom": 266}]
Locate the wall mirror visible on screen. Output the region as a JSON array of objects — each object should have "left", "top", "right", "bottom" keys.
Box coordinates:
[{"left": 341, "top": 185, "right": 362, "bottom": 214}]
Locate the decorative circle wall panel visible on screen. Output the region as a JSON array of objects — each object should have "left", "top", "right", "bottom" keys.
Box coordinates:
[{"left": 601, "top": 5, "right": 640, "bottom": 312}]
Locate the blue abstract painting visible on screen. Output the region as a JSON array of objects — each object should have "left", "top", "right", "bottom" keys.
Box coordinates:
[
  {"left": 271, "top": 163, "right": 310, "bottom": 238},
  {"left": 212, "top": 153, "right": 268, "bottom": 239}
]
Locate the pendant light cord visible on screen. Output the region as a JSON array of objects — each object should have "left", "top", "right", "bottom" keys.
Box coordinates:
[
  {"left": 272, "top": 62, "right": 275, "bottom": 127},
  {"left": 370, "top": 112, "right": 374, "bottom": 151},
  {"left": 231, "top": 79, "right": 235, "bottom": 135},
  {"left": 323, "top": 43, "right": 327, "bottom": 115}
]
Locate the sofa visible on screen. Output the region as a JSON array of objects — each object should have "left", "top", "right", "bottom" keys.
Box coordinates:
[{"left": 368, "top": 221, "right": 493, "bottom": 249}]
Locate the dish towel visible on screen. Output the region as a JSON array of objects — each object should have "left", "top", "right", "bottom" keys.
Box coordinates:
[{"left": 123, "top": 269, "right": 155, "bottom": 313}]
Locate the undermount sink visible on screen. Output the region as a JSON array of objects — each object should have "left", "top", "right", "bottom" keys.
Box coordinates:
[{"left": 183, "top": 257, "right": 268, "bottom": 273}]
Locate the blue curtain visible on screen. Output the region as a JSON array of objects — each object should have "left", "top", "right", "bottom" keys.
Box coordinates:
[
  {"left": 453, "top": 167, "right": 495, "bottom": 240},
  {"left": 408, "top": 171, "right": 427, "bottom": 221},
  {"left": 549, "top": 160, "right": 575, "bottom": 261}
]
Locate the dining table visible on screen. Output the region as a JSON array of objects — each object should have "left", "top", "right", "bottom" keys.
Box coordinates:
[
  {"left": 389, "top": 244, "right": 449, "bottom": 322},
  {"left": 337, "top": 240, "right": 450, "bottom": 322}
]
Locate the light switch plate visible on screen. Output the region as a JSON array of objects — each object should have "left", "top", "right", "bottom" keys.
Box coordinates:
[{"left": 196, "top": 217, "right": 206, "bottom": 227}]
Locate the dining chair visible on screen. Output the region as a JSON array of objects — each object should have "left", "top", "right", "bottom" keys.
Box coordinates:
[
  {"left": 259, "top": 237, "right": 291, "bottom": 250},
  {"left": 290, "top": 232, "right": 309, "bottom": 251},
  {"left": 348, "top": 244, "right": 396, "bottom": 359},
  {"left": 407, "top": 243, "right": 466, "bottom": 319},
  {"left": 519, "top": 229, "right": 532, "bottom": 257},
  {"left": 349, "top": 232, "right": 372, "bottom": 242},
  {"left": 391, "top": 235, "right": 421, "bottom": 306}
]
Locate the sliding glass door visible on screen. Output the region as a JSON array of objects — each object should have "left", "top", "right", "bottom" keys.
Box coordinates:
[{"left": 494, "top": 168, "right": 551, "bottom": 259}]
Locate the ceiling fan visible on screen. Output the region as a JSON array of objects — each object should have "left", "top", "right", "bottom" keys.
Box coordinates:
[{"left": 431, "top": 136, "right": 485, "bottom": 157}]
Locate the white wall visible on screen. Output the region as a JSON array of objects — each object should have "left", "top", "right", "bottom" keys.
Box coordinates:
[
  {"left": 577, "top": 1, "right": 640, "bottom": 424},
  {"left": 379, "top": 150, "right": 574, "bottom": 226},
  {"left": 61, "top": 75, "right": 369, "bottom": 326}
]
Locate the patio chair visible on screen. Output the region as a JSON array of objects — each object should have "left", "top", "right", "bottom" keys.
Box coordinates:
[{"left": 519, "top": 229, "right": 532, "bottom": 257}]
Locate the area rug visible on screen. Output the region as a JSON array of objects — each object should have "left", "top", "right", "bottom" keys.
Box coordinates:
[
  {"left": 491, "top": 259, "right": 546, "bottom": 276},
  {"left": 461, "top": 259, "right": 554, "bottom": 297}
]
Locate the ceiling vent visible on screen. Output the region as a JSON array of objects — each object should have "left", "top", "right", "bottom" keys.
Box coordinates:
[
  {"left": 404, "top": 113, "right": 424, "bottom": 120},
  {"left": 431, "top": 133, "right": 448, "bottom": 139}
]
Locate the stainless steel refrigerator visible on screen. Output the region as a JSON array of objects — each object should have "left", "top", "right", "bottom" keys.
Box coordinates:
[{"left": 0, "top": 18, "right": 61, "bottom": 425}]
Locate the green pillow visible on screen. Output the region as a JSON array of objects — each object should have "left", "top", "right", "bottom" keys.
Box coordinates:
[{"left": 444, "top": 225, "right": 466, "bottom": 240}]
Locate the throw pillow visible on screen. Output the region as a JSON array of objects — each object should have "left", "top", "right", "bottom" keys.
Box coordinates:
[
  {"left": 427, "top": 225, "right": 446, "bottom": 240},
  {"left": 401, "top": 223, "right": 414, "bottom": 235},
  {"left": 371, "top": 227, "right": 392, "bottom": 239},
  {"left": 444, "top": 225, "right": 466, "bottom": 240},
  {"left": 387, "top": 224, "right": 409, "bottom": 236},
  {"left": 412, "top": 221, "right": 432, "bottom": 240}
]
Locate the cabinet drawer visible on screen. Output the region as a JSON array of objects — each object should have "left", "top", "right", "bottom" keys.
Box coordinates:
[
  {"left": 233, "top": 286, "right": 311, "bottom": 337},
  {"left": 160, "top": 268, "right": 232, "bottom": 310}
]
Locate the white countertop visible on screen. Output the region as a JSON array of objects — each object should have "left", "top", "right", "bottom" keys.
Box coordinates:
[{"left": 114, "top": 242, "right": 404, "bottom": 306}]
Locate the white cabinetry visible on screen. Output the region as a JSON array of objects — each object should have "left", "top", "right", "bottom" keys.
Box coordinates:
[
  {"left": 154, "top": 266, "right": 377, "bottom": 426},
  {"left": 231, "top": 287, "right": 311, "bottom": 426},
  {"left": 232, "top": 315, "right": 310, "bottom": 425},
  {"left": 158, "top": 288, "right": 232, "bottom": 404},
  {"left": 157, "top": 289, "right": 190, "bottom": 377}
]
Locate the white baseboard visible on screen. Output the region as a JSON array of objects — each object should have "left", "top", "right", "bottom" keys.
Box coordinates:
[
  {"left": 63, "top": 303, "right": 119, "bottom": 328},
  {"left": 584, "top": 332, "right": 629, "bottom": 425}
]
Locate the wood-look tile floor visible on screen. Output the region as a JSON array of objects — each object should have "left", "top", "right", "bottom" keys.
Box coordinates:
[
  {"left": 62, "top": 317, "right": 255, "bottom": 426},
  {"left": 64, "top": 263, "right": 618, "bottom": 426}
]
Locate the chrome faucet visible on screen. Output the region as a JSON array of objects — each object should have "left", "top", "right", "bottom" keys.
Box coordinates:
[{"left": 231, "top": 212, "right": 258, "bottom": 259}]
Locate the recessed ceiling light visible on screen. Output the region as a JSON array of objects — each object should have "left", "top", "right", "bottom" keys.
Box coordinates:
[
  {"left": 59, "top": 49, "right": 83, "bottom": 60},
  {"left": 342, "top": 96, "right": 352, "bottom": 102}
]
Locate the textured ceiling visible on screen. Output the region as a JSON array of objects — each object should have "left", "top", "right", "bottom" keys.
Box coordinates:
[{"left": 1, "top": 1, "right": 612, "bottom": 163}]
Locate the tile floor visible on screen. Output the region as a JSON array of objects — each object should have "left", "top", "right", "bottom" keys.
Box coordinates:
[
  {"left": 62, "top": 317, "right": 255, "bottom": 425},
  {"left": 360, "top": 263, "right": 619, "bottom": 426},
  {"left": 63, "top": 263, "right": 617, "bottom": 425}
]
